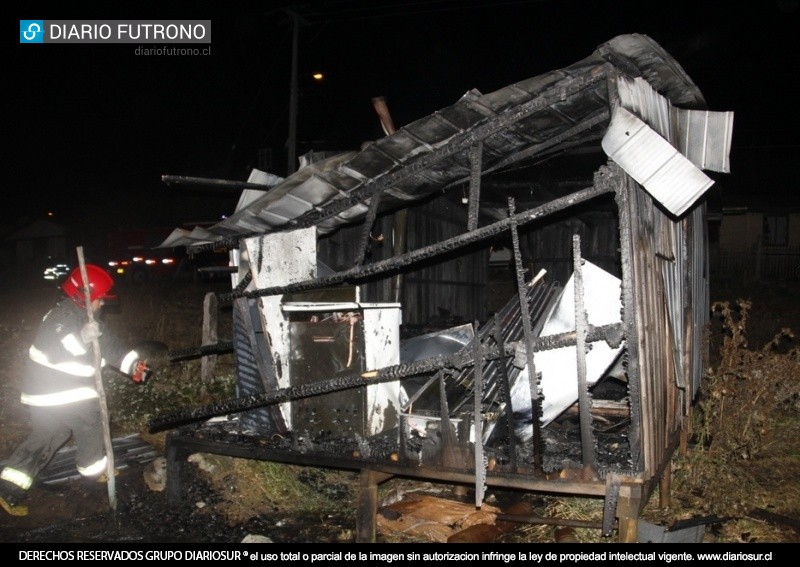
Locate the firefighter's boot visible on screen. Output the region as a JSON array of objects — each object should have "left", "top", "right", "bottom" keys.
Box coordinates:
[{"left": 0, "top": 478, "right": 29, "bottom": 517}]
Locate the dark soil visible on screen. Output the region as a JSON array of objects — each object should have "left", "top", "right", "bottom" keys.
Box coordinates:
[{"left": 0, "top": 459, "right": 355, "bottom": 543}]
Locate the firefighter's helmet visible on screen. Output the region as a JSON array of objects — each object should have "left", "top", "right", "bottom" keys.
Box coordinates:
[{"left": 61, "top": 265, "right": 115, "bottom": 307}]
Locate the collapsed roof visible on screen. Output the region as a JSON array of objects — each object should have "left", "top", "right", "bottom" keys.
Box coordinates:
[{"left": 159, "top": 33, "right": 717, "bottom": 252}]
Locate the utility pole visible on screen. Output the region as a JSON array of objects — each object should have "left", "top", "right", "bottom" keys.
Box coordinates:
[{"left": 287, "top": 9, "right": 300, "bottom": 175}]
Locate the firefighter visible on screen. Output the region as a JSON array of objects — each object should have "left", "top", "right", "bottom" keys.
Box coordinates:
[{"left": 0, "top": 264, "right": 151, "bottom": 516}]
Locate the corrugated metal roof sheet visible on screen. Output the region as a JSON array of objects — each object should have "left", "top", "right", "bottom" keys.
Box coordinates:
[
  {"left": 160, "top": 33, "right": 709, "bottom": 251},
  {"left": 601, "top": 107, "right": 715, "bottom": 217},
  {"left": 615, "top": 76, "right": 733, "bottom": 174}
]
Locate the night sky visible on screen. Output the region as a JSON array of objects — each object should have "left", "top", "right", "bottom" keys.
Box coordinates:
[{"left": 9, "top": 1, "right": 799, "bottom": 239}]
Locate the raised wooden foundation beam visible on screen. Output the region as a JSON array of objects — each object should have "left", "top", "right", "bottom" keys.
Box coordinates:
[{"left": 356, "top": 470, "right": 393, "bottom": 543}]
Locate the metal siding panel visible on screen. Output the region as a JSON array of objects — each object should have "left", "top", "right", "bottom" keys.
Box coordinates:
[
  {"left": 675, "top": 108, "right": 734, "bottom": 174},
  {"left": 625, "top": 180, "right": 688, "bottom": 479},
  {"left": 616, "top": 76, "right": 733, "bottom": 175},
  {"left": 630, "top": 190, "right": 660, "bottom": 476},
  {"left": 659, "top": 213, "right": 685, "bottom": 391},
  {"left": 602, "top": 108, "right": 715, "bottom": 217},
  {"left": 616, "top": 76, "right": 673, "bottom": 141}
]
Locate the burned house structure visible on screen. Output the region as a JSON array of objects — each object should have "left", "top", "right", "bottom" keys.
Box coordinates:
[{"left": 154, "top": 34, "right": 733, "bottom": 542}]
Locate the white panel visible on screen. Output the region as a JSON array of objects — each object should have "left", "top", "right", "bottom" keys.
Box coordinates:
[
  {"left": 602, "top": 107, "right": 714, "bottom": 217},
  {"left": 510, "top": 261, "right": 625, "bottom": 430},
  {"left": 362, "top": 307, "right": 401, "bottom": 436},
  {"left": 245, "top": 227, "right": 317, "bottom": 429},
  {"left": 247, "top": 228, "right": 316, "bottom": 289}
]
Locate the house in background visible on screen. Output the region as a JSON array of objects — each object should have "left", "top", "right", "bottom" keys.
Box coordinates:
[
  {"left": 0, "top": 216, "right": 69, "bottom": 286},
  {"left": 710, "top": 197, "right": 800, "bottom": 281},
  {"left": 706, "top": 121, "right": 800, "bottom": 283}
]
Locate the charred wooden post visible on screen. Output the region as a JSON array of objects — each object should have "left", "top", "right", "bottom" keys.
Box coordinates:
[
  {"left": 472, "top": 321, "right": 487, "bottom": 506},
  {"left": 354, "top": 189, "right": 384, "bottom": 267},
  {"left": 572, "top": 235, "right": 596, "bottom": 472},
  {"left": 438, "top": 369, "right": 465, "bottom": 469},
  {"left": 467, "top": 142, "right": 483, "bottom": 232},
  {"left": 490, "top": 313, "right": 517, "bottom": 471},
  {"left": 659, "top": 464, "right": 671, "bottom": 508},
  {"left": 201, "top": 292, "right": 218, "bottom": 383},
  {"left": 356, "top": 470, "right": 393, "bottom": 543},
  {"left": 372, "top": 96, "right": 407, "bottom": 303},
  {"left": 508, "top": 198, "right": 543, "bottom": 470},
  {"left": 616, "top": 482, "right": 643, "bottom": 543}
]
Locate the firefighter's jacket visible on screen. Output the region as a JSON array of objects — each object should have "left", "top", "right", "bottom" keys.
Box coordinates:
[{"left": 22, "top": 299, "right": 140, "bottom": 407}]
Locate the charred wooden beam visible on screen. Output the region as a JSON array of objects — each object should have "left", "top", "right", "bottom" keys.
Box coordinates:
[
  {"left": 161, "top": 175, "right": 277, "bottom": 191},
  {"left": 482, "top": 108, "right": 609, "bottom": 176},
  {"left": 196, "top": 265, "right": 237, "bottom": 274},
  {"left": 168, "top": 341, "right": 234, "bottom": 362},
  {"left": 220, "top": 183, "right": 612, "bottom": 302},
  {"left": 149, "top": 322, "right": 623, "bottom": 432},
  {"left": 496, "top": 514, "right": 604, "bottom": 530},
  {"left": 355, "top": 189, "right": 384, "bottom": 266}
]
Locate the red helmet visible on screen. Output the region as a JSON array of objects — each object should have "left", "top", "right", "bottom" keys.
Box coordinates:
[{"left": 61, "top": 265, "right": 116, "bottom": 307}]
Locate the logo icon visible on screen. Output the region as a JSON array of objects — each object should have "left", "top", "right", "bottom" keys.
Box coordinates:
[{"left": 20, "top": 20, "right": 44, "bottom": 43}]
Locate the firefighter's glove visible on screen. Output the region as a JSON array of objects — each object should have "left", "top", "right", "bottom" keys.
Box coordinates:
[
  {"left": 80, "top": 321, "right": 102, "bottom": 343},
  {"left": 131, "top": 360, "right": 152, "bottom": 384}
]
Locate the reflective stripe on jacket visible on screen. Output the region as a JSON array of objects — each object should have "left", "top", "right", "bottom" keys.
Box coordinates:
[
  {"left": 0, "top": 466, "right": 33, "bottom": 490},
  {"left": 22, "top": 298, "right": 139, "bottom": 407}
]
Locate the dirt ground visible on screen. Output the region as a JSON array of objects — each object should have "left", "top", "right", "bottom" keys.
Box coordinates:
[
  {"left": 0, "top": 457, "right": 366, "bottom": 544},
  {"left": 1, "top": 275, "right": 798, "bottom": 544}
]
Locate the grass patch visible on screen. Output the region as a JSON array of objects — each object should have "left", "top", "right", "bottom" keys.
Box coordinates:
[{"left": 188, "top": 456, "right": 357, "bottom": 523}]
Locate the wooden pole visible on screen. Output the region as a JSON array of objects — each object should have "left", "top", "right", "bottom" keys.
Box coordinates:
[
  {"left": 372, "top": 96, "right": 406, "bottom": 303},
  {"left": 287, "top": 9, "right": 299, "bottom": 175},
  {"left": 200, "top": 292, "right": 218, "bottom": 384},
  {"left": 76, "top": 246, "right": 116, "bottom": 510}
]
